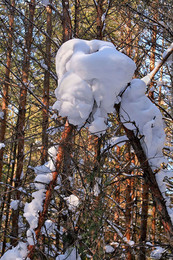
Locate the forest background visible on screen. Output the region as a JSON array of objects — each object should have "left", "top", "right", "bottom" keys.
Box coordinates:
[{"left": 0, "top": 0, "right": 173, "bottom": 259}]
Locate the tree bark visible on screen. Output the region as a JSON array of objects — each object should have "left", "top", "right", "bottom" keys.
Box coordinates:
[
  {"left": 149, "top": 3, "right": 157, "bottom": 99},
  {"left": 0, "top": 0, "right": 15, "bottom": 181},
  {"left": 74, "top": 0, "right": 80, "bottom": 37},
  {"left": 139, "top": 181, "right": 149, "bottom": 260},
  {"left": 95, "top": 0, "right": 104, "bottom": 40},
  {"left": 62, "top": 0, "right": 72, "bottom": 42},
  {"left": 28, "top": 122, "right": 74, "bottom": 259},
  {"left": 41, "top": 1, "right": 52, "bottom": 164},
  {"left": 11, "top": 0, "right": 35, "bottom": 246},
  {"left": 123, "top": 126, "right": 173, "bottom": 242}
]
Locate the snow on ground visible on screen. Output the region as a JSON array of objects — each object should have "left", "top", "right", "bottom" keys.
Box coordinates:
[{"left": 53, "top": 39, "right": 136, "bottom": 135}]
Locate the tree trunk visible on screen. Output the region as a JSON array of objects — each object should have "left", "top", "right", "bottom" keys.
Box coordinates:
[
  {"left": 139, "top": 181, "right": 149, "bottom": 260},
  {"left": 11, "top": 0, "right": 35, "bottom": 246},
  {"left": 123, "top": 125, "right": 173, "bottom": 242},
  {"left": 41, "top": 1, "right": 52, "bottom": 164},
  {"left": 0, "top": 0, "right": 15, "bottom": 181},
  {"left": 74, "top": 0, "right": 79, "bottom": 37},
  {"left": 149, "top": 2, "right": 158, "bottom": 99},
  {"left": 62, "top": 0, "right": 72, "bottom": 42},
  {"left": 96, "top": 0, "right": 104, "bottom": 40}
]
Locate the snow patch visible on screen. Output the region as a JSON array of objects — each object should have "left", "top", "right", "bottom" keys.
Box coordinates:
[
  {"left": 0, "top": 143, "right": 5, "bottom": 149},
  {"left": 64, "top": 194, "right": 80, "bottom": 211},
  {"left": 1, "top": 242, "right": 28, "bottom": 260},
  {"left": 56, "top": 247, "right": 81, "bottom": 260}
]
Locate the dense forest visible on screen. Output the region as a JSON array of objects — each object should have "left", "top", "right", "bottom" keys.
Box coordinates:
[{"left": 0, "top": 0, "right": 173, "bottom": 259}]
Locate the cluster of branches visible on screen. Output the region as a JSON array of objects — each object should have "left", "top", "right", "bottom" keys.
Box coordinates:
[{"left": 0, "top": 0, "right": 172, "bottom": 259}]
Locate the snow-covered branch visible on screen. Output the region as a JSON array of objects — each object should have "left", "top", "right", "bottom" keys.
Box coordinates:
[{"left": 142, "top": 43, "right": 173, "bottom": 85}]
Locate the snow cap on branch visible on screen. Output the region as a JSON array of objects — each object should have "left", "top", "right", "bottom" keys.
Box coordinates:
[{"left": 53, "top": 39, "right": 136, "bottom": 135}]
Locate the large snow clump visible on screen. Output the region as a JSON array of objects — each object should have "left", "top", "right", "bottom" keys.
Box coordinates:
[
  {"left": 120, "top": 79, "right": 166, "bottom": 169},
  {"left": 53, "top": 39, "right": 136, "bottom": 135}
]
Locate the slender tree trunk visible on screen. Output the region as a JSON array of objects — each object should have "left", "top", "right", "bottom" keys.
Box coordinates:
[
  {"left": 74, "top": 0, "right": 79, "bottom": 37},
  {"left": 152, "top": 202, "right": 156, "bottom": 243},
  {"left": 158, "top": 38, "right": 164, "bottom": 105},
  {"left": 96, "top": 0, "right": 104, "bottom": 40},
  {"left": 122, "top": 124, "right": 173, "bottom": 242},
  {"left": 149, "top": 2, "right": 157, "bottom": 99},
  {"left": 0, "top": 0, "right": 15, "bottom": 181},
  {"left": 41, "top": 1, "right": 52, "bottom": 164},
  {"left": 11, "top": 0, "right": 35, "bottom": 246},
  {"left": 62, "top": 0, "right": 72, "bottom": 42},
  {"left": 139, "top": 181, "right": 149, "bottom": 260}
]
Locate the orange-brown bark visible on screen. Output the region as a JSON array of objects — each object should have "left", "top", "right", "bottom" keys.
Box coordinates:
[
  {"left": 123, "top": 125, "right": 173, "bottom": 241},
  {"left": 139, "top": 181, "right": 149, "bottom": 260},
  {"left": 96, "top": 0, "right": 104, "bottom": 40},
  {"left": 149, "top": 2, "right": 158, "bottom": 99},
  {"left": 11, "top": 0, "right": 35, "bottom": 246},
  {"left": 41, "top": 2, "right": 52, "bottom": 164},
  {"left": 28, "top": 122, "right": 74, "bottom": 259},
  {"left": 62, "top": 0, "right": 72, "bottom": 42},
  {"left": 0, "top": 0, "right": 15, "bottom": 180}
]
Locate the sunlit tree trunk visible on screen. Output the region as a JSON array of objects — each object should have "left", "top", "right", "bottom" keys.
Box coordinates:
[
  {"left": 74, "top": 0, "right": 80, "bottom": 37},
  {"left": 0, "top": 0, "right": 15, "bottom": 181},
  {"left": 96, "top": 0, "right": 104, "bottom": 39},
  {"left": 149, "top": 2, "right": 158, "bottom": 99},
  {"left": 139, "top": 181, "right": 149, "bottom": 260},
  {"left": 11, "top": 0, "right": 35, "bottom": 246},
  {"left": 62, "top": 0, "right": 72, "bottom": 42},
  {"left": 41, "top": 1, "right": 52, "bottom": 164}
]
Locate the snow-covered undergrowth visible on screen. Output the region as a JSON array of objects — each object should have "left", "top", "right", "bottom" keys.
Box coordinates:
[
  {"left": 23, "top": 147, "right": 58, "bottom": 245},
  {"left": 52, "top": 38, "right": 136, "bottom": 135}
]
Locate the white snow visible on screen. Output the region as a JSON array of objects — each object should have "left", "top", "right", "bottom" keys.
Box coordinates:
[
  {"left": 110, "top": 135, "right": 128, "bottom": 147},
  {"left": 27, "top": 228, "right": 36, "bottom": 246},
  {"left": 0, "top": 143, "right": 5, "bottom": 149},
  {"left": 150, "top": 246, "right": 165, "bottom": 259},
  {"left": 1, "top": 242, "right": 28, "bottom": 260},
  {"left": 53, "top": 39, "right": 136, "bottom": 135},
  {"left": 155, "top": 169, "right": 173, "bottom": 223},
  {"left": 10, "top": 200, "right": 19, "bottom": 210},
  {"left": 105, "top": 245, "right": 115, "bottom": 253},
  {"left": 64, "top": 194, "right": 80, "bottom": 211},
  {"left": 56, "top": 247, "right": 81, "bottom": 260},
  {"left": 41, "top": 0, "right": 50, "bottom": 7},
  {"left": 42, "top": 219, "right": 55, "bottom": 235},
  {"left": 0, "top": 111, "right": 4, "bottom": 119},
  {"left": 120, "top": 79, "right": 165, "bottom": 169}
]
